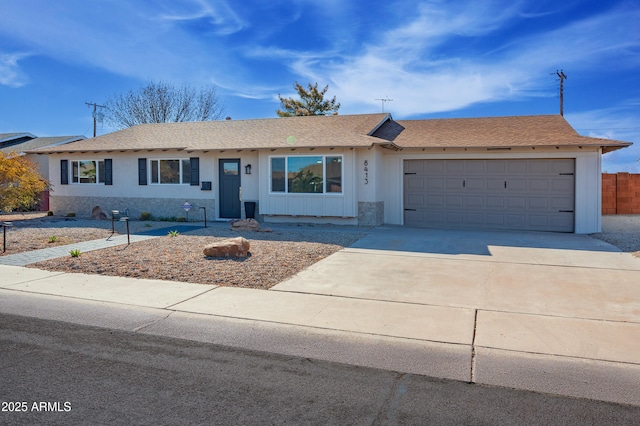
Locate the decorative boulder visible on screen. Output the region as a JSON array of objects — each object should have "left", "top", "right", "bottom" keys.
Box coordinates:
[
  {"left": 203, "top": 237, "right": 250, "bottom": 258},
  {"left": 230, "top": 218, "right": 261, "bottom": 231},
  {"left": 92, "top": 206, "right": 108, "bottom": 220}
]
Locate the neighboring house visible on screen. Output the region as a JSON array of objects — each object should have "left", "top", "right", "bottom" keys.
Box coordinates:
[
  {"left": 29, "top": 114, "right": 630, "bottom": 233},
  {"left": 1, "top": 132, "right": 86, "bottom": 210}
]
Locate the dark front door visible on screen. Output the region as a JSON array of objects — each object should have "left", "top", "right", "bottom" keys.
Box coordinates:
[{"left": 219, "top": 159, "right": 241, "bottom": 218}]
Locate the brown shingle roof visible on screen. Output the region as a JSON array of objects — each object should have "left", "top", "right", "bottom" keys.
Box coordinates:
[
  {"left": 32, "top": 113, "right": 391, "bottom": 153},
  {"left": 29, "top": 113, "right": 631, "bottom": 154},
  {"left": 0, "top": 135, "right": 85, "bottom": 154},
  {"left": 380, "top": 115, "right": 630, "bottom": 152}
]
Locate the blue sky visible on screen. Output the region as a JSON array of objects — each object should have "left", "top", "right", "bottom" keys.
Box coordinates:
[{"left": 1, "top": 0, "right": 638, "bottom": 171}]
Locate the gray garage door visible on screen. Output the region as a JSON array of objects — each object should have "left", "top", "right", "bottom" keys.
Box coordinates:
[{"left": 404, "top": 159, "right": 575, "bottom": 232}]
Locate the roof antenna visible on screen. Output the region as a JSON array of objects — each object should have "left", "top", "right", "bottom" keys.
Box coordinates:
[
  {"left": 551, "top": 70, "right": 567, "bottom": 116},
  {"left": 375, "top": 98, "right": 393, "bottom": 113}
]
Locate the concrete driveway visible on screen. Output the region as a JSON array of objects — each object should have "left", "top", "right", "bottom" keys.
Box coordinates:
[
  {"left": 272, "top": 226, "right": 640, "bottom": 405},
  {"left": 273, "top": 226, "right": 640, "bottom": 322}
]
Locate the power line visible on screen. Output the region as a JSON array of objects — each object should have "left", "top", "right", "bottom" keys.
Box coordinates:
[
  {"left": 551, "top": 70, "right": 567, "bottom": 116},
  {"left": 85, "top": 102, "right": 105, "bottom": 138}
]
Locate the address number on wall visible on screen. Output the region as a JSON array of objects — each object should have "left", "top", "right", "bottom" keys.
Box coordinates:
[{"left": 364, "top": 160, "right": 369, "bottom": 184}]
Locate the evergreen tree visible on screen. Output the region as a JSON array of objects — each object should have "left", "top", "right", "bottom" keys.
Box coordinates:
[{"left": 277, "top": 82, "right": 340, "bottom": 117}]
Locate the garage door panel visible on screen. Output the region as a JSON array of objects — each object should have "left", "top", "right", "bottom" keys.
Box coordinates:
[
  {"left": 405, "top": 161, "right": 425, "bottom": 174},
  {"left": 404, "top": 210, "right": 425, "bottom": 226},
  {"left": 529, "top": 215, "right": 549, "bottom": 227},
  {"left": 507, "top": 161, "right": 526, "bottom": 173},
  {"left": 425, "top": 212, "right": 446, "bottom": 224},
  {"left": 529, "top": 179, "right": 549, "bottom": 191},
  {"left": 406, "top": 177, "right": 425, "bottom": 190},
  {"left": 486, "top": 161, "right": 506, "bottom": 173},
  {"left": 446, "top": 195, "right": 464, "bottom": 208},
  {"left": 529, "top": 161, "right": 550, "bottom": 174},
  {"left": 426, "top": 178, "right": 444, "bottom": 190},
  {"left": 486, "top": 214, "right": 505, "bottom": 226},
  {"left": 486, "top": 196, "right": 504, "bottom": 208},
  {"left": 508, "top": 179, "right": 526, "bottom": 191},
  {"left": 551, "top": 215, "right": 573, "bottom": 228},
  {"left": 551, "top": 178, "right": 574, "bottom": 192},
  {"left": 465, "top": 196, "right": 483, "bottom": 208},
  {"left": 445, "top": 212, "right": 464, "bottom": 225},
  {"left": 425, "top": 195, "right": 444, "bottom": 207},
  {"left": 446, "top": 161, "right": 465, "bottom": 173},
  {"left": 528, "top": 197, "right": 549, "bottom": 210},
  {"left": 550, "top": 159, "right": 575, "bottom": 173},
  {"left": 506, "top": 215, "right": 526, "bottom": 227},
  {"left": 551, "top": 197, "right": 573, "bottom": 210},
  {"left": 406, "top": 194, "right": 425, "bottom": 209},
  {"left": 466, "top": 178, "right": 483, "bottom": 190},
  {"left": 466, "top": 161, "right": 485, "bottom": 173},
  {"left": 425, "top": 160, "right": 445, "bottom": 173},
  {"left": 487, "top": 179, "right": 505, "bottom": 191},
  {"left": 403, "top": 159, "right": 574, "bottom": 232},
  {"left": 445, "top": 178, "right": 464, "bottom": 190},
  {"left": 506, "top": 197, "right": 526, "bottom": 209}
]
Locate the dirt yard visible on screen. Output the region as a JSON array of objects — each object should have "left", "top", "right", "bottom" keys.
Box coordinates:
[{"left": 1, "top": 212, "right": 366, "bottom": 289}]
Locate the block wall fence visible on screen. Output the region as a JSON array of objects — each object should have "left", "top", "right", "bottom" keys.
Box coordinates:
[{"left": 602, "top": 173, "right": 640, "bottom": 215}]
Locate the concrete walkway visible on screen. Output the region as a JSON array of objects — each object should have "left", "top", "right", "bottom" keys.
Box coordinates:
[
  {"left": 0, "top": 224, "right": 197, "bottom": 266},
  {"left": 1, "top": 226, "right": 639, "bottom": 406}
]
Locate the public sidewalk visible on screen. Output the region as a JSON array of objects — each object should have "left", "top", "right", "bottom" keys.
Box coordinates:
[{"left": 0, "top": 226, "right": 639, "bottom": 407}]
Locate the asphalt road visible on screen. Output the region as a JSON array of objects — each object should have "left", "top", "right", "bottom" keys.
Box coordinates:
[{"left": 1, "top": 314, "right": 638, "bottom": 426}]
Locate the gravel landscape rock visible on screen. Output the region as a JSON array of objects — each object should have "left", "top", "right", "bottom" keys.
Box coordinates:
[
  {"left": 1, "top": 213, "right": 366, "bottom": 289},
  {"left": 3, "top": 212, "right": 639, "bottom": 289}
]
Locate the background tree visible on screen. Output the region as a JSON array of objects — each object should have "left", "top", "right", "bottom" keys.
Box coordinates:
[
  {"left": 277, "top": 82, "right": 341, "bottom": 117},
  {"left": 104, "top": 81, "right": 225, "bottom": 129},
  {"left": 0, "top": 152, "right": 49, "bottom": 212}
]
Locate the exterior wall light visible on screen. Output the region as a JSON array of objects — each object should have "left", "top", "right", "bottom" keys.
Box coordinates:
[{"left": 245, "top": 164, "right": 252, "bottom": 174}]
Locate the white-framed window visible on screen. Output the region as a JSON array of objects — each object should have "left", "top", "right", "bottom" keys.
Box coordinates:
[
  {"left": 149, "top": 159, "right": 191, "bottom": 184},
  {"left": 72, "top": 160, "right": 105, "bottom": 184},
  {"left": 270, "top": 155, "right": 343, "bottom": 194}
]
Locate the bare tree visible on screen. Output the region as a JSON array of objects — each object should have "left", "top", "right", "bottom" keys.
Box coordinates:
[{"left": 104, "top": 81, "right": 225, "bottom": 129}]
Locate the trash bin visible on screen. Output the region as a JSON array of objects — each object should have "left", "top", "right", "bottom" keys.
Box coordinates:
[{"left": 244, "top": 201, "right": 256, "bottom": 219}]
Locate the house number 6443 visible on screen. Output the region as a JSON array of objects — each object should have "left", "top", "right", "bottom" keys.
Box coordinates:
[{"left": 364, "top": 160, "right": 369, "bottom": 184}]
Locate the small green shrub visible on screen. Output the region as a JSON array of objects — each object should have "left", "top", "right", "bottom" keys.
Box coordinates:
[
  {"left": 168, "top": 230, "right": 179, "bottom": 237},
  {"left": 158, "top": 216, "right": 177, "bottom": 222},
  {"left": 66, "top": 212, "right": 76, "bottom": 217},
  {"left": 48, "top": 236, "right": 58, "bottom": 243},
  {"left": 144, "top": 223, "right": 152, "bottom": 228},
  {"left": 47, "top": 211, "right": 54, "bottom": 216},
  {"left": 176, "top": 217, "right": 187, "bottom": 222},
  {"left": 140, "top": 211, "right": 152, "bottom": 221},
  {"left": 70, "top": 249, "right": 81, "bottom": 257}
]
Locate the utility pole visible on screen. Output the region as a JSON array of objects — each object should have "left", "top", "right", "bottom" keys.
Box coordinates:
[
  {"left": 85, "top": 102, "right": 105, "bottom": 137},
  {"left": 375, "top": 98, "right": 393, "bottom": 113},
  {"left": 554, "top": 70, "right": 567, "bottom": 116}
]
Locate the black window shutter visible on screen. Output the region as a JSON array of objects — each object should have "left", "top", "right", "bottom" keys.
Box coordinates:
[
  {"left": 138, "top": 158, "right": 147, "bottom": 185},
  {"left": 190, "top": 157, "right": 200, "bottom": 186},
  {"left": 60, "top": 160, "right": 69, "bottom": 185},
  {"left": 104, "top": 159, "right": 113, "bottom": 185}
]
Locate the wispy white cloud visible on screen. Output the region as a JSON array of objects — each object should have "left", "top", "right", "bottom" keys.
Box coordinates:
[
  {"left": 567, "top": 107, "right": 640, "bottom": 173},
  {"left": 282, "top": 2, "right": 640, "bottom": 117},
  {"left": 0, "top": 52, "right": 30, "bottom": 87},
  {"left": 156, "top": 0, "right": 248, "bottom": 35},
  {"left": 0, "top": 1, "right": 243, "bottom": 85}
]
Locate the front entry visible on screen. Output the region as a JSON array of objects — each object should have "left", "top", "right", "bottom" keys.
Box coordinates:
[{"left": 219, "top": 159, "right": 241, "bottom": 218}]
